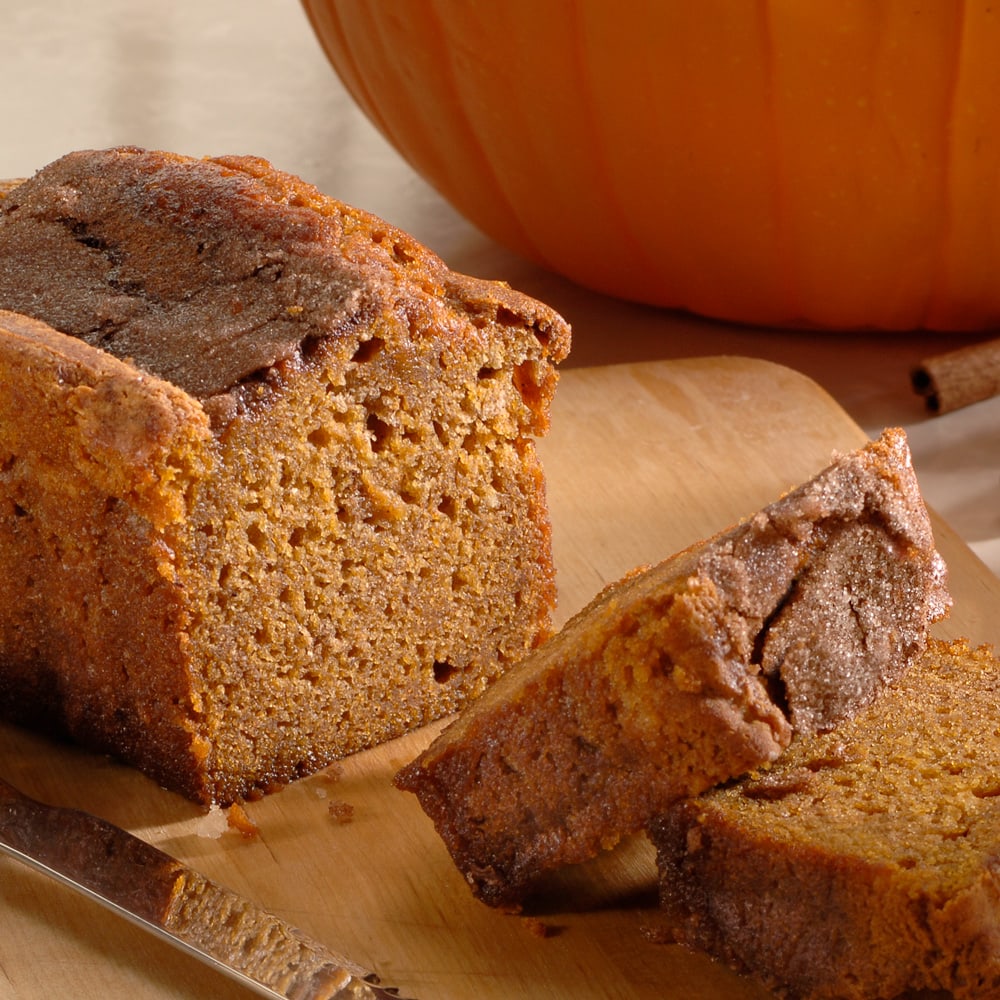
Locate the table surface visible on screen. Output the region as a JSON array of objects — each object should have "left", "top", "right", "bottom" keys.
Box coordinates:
[{"left": 3, "top": 0, "right": 997, "bottom": 580}]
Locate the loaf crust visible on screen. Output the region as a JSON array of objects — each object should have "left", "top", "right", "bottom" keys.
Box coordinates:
[
  {"left": 649, "top": 637, "right": 1000, "bottom": 1000},
  {"left": 395, "top": 429, "right": 949, "bottom": 907},
  {"left": 0, "top": 147, "right": 570, "bottom": 803}
]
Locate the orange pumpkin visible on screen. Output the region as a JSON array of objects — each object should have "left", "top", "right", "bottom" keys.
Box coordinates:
[{"left": 303, "top": 0, "right": 1000, "bottom": 332}]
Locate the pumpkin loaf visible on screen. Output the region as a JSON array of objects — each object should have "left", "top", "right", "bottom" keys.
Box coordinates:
[
  {"left": 395, "top": 429, "right": 950, "bottom": 908},
  {"left": 0, "top": 147, "right": 570, "bottom": 804},
  {"left": 649, "top": 636, "right": 1000, "bottom": 1000}
]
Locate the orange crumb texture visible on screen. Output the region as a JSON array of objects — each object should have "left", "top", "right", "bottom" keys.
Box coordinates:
[
  {"left": 520, "top": 916, "right": 558, "bottom": 939},
  {"left": 328, "top": 799, "right": 354, "bottom": 824},
  {"left": 225, "top": 802, "right": 260, "bottom": 839}
]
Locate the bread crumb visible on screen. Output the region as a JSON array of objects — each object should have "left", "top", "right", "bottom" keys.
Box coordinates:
[
  {"left": 520, "top": 916, "right": 561, "bottom": 939},
  {"left": 327, "top": 799, "right": 354, "bottom": 824},
  {"left": 226, "top": 802, "right": 260, "bottom": 839}
]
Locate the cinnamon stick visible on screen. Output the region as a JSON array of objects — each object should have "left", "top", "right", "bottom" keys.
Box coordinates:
[{"left": 911, "top": 337, "right": 1000, "bottom": 414}]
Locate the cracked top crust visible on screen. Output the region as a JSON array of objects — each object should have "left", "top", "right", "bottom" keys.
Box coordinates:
[
  {"left": 696, "top": 425, "right": 950, "bottom": 732},
  {"left": 0, "top": 146, "right": 570, "bottom": 403}
]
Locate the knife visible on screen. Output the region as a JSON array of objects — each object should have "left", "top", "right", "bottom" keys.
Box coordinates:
[{"left": 0, "top": 776, "right": 409, "bottom": 1000}]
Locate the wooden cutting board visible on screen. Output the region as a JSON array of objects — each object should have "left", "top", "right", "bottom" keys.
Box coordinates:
[{"left": 2, "top": 356, "right": 997, "bottom": 1000}]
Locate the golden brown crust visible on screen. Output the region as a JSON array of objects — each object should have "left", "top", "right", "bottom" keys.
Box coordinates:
[
  {"left": 649, "top": 637, "right": 1000, "bottom": 1000},
  {"left": 396, "top": 429, "right": 949, "bottom": 907}
]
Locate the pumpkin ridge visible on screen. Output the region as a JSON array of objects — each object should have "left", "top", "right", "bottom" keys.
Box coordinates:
[
  {"left": 923, "top": 0, "right": 967, "bottom": 329},
  {"left": 565, "top": 3, "right": 665, "bottom": 299},
  {"left": 422, "top": 0, "right": 548, "bottom": 268},
  {"left": 304, "top": 3, "right": 394, "bottom": 145},
  {"left": 757, "top": 0, "right": 800, "bottom": 326}
]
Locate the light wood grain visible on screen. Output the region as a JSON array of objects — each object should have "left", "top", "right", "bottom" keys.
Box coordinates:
[{"left": 2, "top": 356, "right": 995, "bottom": 1000}]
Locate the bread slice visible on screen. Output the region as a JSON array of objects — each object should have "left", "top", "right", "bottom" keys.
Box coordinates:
[
  {"left": 395, "top": 429, "right": 950, "bottom": 907},
  {"left": 0, "top": 147, "right": 570, "bottom": 804},
  {"left": 649, "top": 636, "right": 1000, "bottom": 1000}
]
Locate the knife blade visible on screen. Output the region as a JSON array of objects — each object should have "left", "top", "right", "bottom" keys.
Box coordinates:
[{"left": 0, "top": 776, "right": 409, "bottom": 1000}]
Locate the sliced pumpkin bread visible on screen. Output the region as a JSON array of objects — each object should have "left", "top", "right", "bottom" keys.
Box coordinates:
[{"left": 396, "top": 429, "right": 950, "bottom": 907}]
